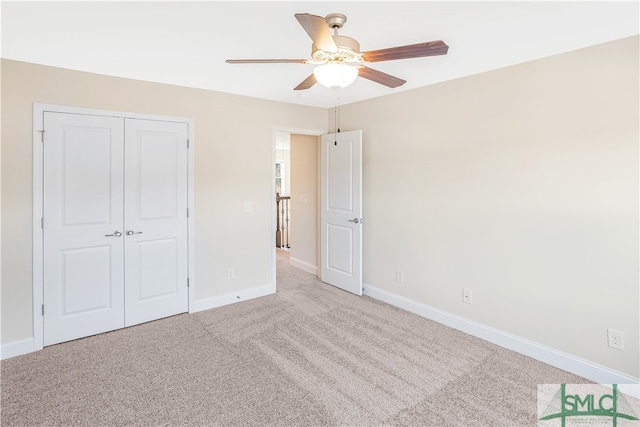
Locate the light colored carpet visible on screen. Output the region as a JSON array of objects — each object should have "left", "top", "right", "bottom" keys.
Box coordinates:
[{"left": 1, "top": 249, "right": 588, "bottom": 426}]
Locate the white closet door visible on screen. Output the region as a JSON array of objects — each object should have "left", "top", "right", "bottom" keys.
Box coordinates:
[
  {"left": 43, "top": 112, "right": 125, "bottom": 346},
  {"left": 123, "top": 119, "right": 189, "bottom": 327}
]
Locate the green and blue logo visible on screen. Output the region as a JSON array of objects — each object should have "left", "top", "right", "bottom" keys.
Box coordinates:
[{"left": 539, "top": 384, "right": 639, "bottom": 427}]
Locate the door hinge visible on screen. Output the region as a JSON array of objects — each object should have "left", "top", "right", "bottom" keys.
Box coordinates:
[
  {"left": 187, "top": 139, "right": 189, "bottom": 148},
  {"left": 186, "top": 208, "right": 189, "bottom": 218},
  {"left": 187, "top": 278, "right": 190, "bottom": 288},
  {"left": 41, "top": 217, "right": 44, "bottom": 229},
  {"left": 42, "top": 304, "right": 45, "bottom": 316},
  {"left": 39, "top": 130, "right": 45, "bottom": 143}
]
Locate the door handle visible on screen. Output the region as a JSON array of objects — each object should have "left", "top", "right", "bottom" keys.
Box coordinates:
[
  {"left": 105, "top": 230, "right": 122, "bottom": 237},
  {"left": 125, "top": 230, "right": 143, "bottom": 236},
  {"left": 348, "top": 218, "right": 360, "bottom": 224}
]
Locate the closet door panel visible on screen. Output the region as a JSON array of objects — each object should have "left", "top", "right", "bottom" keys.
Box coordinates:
[
  {"left": 124, "top": 119, "right": 189, "bottom": 327},
  {"left": 43, "top": 112, "right": 125, "bottom": 346}
]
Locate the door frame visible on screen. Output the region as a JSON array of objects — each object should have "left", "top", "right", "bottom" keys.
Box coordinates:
[
  {"left": 32, "top": 103, "right": 196, "bottom": 351},
  {"left": 271, "top": 126, "right": 325, "bottom": 288}
]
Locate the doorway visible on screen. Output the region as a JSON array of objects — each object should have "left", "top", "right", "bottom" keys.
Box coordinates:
[
  {"left": 272, "top": 128, "right": 323, "bottom": 288},
  {"left": 272, "top": 127, "right": 364, "bottom": 296}
]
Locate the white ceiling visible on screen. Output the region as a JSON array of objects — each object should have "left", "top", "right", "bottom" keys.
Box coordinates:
[{"left": 1, "top": 1, "right": 638, "bottom": 108}]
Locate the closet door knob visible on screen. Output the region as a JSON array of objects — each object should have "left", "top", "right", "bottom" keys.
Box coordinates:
[
  {"left": 126, "top": 230, "right": 142, "bottom": 236},
  {"left": 105, "top": 230, "right": 122, "bottom": 237}
]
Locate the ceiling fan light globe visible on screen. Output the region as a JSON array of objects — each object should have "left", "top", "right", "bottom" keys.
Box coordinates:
[{"left": 313, "top": 63, "right": 358, "bottom": 89}]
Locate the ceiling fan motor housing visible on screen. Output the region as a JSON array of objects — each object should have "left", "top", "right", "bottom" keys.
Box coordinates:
[{"left": 312, "top": 35, "right": 362, "bottom": 63}]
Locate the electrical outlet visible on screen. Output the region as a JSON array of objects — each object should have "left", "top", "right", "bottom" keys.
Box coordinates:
[
  {"left": 463, "top": 288, "right": 472, "bottom": 304},
  {"left": 395, "top": 270, "right": 403, "bottom": 284},
  {"left": 607, "top": 329, "right": 624, "bottom": 350},
  {"left": 228, "top": 268, "right": 235, "bottom": 280}
]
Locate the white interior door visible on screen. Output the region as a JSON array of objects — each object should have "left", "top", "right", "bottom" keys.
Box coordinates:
[
  {"left": 42, "top": 112, "right": 190, "bottom": 345},
  {"left": 123, "top": 119, "right": 189, "bottom": 327},
  {"left": 320, "top": 130, "right": 363, "bottom": 295},
  {"left": 43, "top": 112, "right": 125, "bottom": 345}
]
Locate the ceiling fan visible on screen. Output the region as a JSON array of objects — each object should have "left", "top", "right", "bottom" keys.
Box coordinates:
[{"left": 226, "top": 13, "right": 449, "bottom": 90}]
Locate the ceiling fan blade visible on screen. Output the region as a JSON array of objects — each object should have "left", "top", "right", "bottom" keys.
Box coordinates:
[
  {"left": 226, "top": 59, "right": 308, "bottom": 64},
  {"left": 358, "top": 66, "right": 406, "bottom": 88},
  {"left": 294, "top": 74, "right": 317, "bottom": 90},
  {"left": 362, "top": 40, "right": 449, "bottom": 63},
  {"left": 295, "top": 13, "right": 338, "bottom": 53}
]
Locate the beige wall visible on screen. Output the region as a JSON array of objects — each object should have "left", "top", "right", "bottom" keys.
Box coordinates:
[
  {"left": 2, "top": 36, "right": 638, "bottom": 378},
  {"left": 1, "top": 59, "right": 326, "bottom": 343},
  {"left": 290, "top": 134, "right": 319, "bottom": 270},
  {"left": 335, "top": 36, "right": 639, "bottom": 377}
]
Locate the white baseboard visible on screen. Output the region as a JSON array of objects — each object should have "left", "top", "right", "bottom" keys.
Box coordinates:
[
  {"left": 289, "top": 257, "right": 318, "bottom": 276},
  {"left": 363, "top": 283, "right": 639, "bottom": 398},
  {"left": 1, "top": 338, "right": 35, "bottom": 360},
  {"left": 2, "top": 285, "right": 275, "bottom": 360},
  {"left": 190, "top": 283, "right": 275, "bottom": 313}
]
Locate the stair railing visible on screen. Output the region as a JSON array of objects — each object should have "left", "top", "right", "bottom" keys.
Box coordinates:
[{"left": 275, "top": 193, "right": 291, "bottom": 248}]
